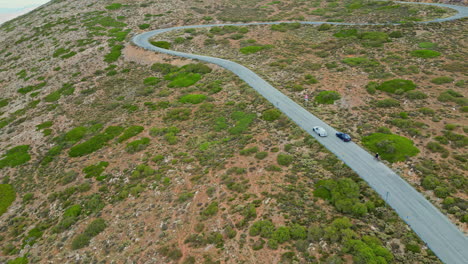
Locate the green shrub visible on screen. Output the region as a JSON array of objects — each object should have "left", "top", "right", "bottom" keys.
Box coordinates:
[
  {"left": 126, "top": 137, "right": 150, "bottom": 153},
  {"left": 334, "top": 29, "right": 358, "bottom": 38},
  {"left": 289, "top": 224, "right": 307, "bottom": 240},
  {"left": 376, "top": 79, "right": 416, "bottom": 93},
  {"left": 83, "top": 161, "right": 109, "bottom": 178},
  {"left": 118, "top": 126, "right": 144, "bottom": 142},
  {"left": 431, "top": 76, "right": 453, "bottom": 85},
  {"left": 272, "top": 226, "right": 290, "bottom": 243},
  {"left": 7, "top": 257, "right": 28, "bottom": 264},
  {"left": 271, "top": 22, "right": 301, "bottom": 32},
  {"left": 250, "top": 220, "right": 275, "bottom": 238},
  {"left": 405, "top": 242, "right": 421, "bottom": 253},
  {"left": 164, "top": 108, "right": 191, "bottom": 121},
  {"left": 17, "top": 82, "right": 47, "bottom": 94},
  {"left": 315, "top": 91, "right": 340, "bottom": 104},
  {"left": 410, "top": 49, "right": 441, "bottom": 58},
  {"left": 255, "top": 151, "right": 268, "bottom": 160},
  {"left": 262, "top": 109, "right": 281, "bottom": 121},
  {"left": 359, "top": 31, "right": 389, "bottom": 47},
  {"left": 202, "top": 202, "right": 218, "bottom": 217},
  {"left": 0, "top": 184, "right": 15, "bottom": 216},
  {"left": 277, "top": 153, "right": 293, "bottom": 166},
  {"left": 229, "top": 111, "right": 256, "bottom": 135},
  {"left": 104, "top": 45, "right": 123, "bottom": 63},
  {"left": 419, "top": 107, "right": 435, "bottom": 116},
  {"left": 179, "top": 94, "right": 207, "bottom": 104},
  {"left": 240, "top": 146, "right": 258, "bottom": 156},
  {"left": 71, "top": 218, "right": 107, "bottom": 250},
  {"left": 151, "top": 63, "right": 178, "bottom": 74},
  {"left": 150, "top": 41, "right": 171, "bottom": 49},
  {"left": 36, "top": 121, "right": 53, "bottom": 130},
  {"left": 165, "top": 72, "right": 201, "bottom": 88},
  {"left": 362, "top": 133, "right": 419, "bottom": 162},
  {"left": 69, "top": 126, "right": 124, "bottom": 157},
  {"left": 143, "top": 77, "right": 160, "bottom": 86},
  {"left": 405, "top": 90, "right": 427, "bottom": 100},
  {"left": 389, "top": 31, "right": 403, "bottom": 38},
  {"left": 240, "top": 45, "right": 273, "bottom": 54},
  {"left": 64, "top": 126, "right": 88, "bottom": 143},
  {"left": 138, "top": 24, "right": 150, "bottom": 30},
  {"left": 0, "top": 145, "right": 31, "bottom": 169},
  {"left": 318, "top": 23, "right": 332, "bottom": 31},
  {"left": 345, "top": 237, "right": 393, "bottom": 263},
  {"left": 105, "top": 3, "right": 122, "bottom": 10},
  {"left": 0, "top": 98, "right": 8, "bottom": 108},
  {"left": 376, "top": 98, "right": 400, "bottom": 107},
  {"left": 418, "top": 42, "right": 436, "bottom": 49},
  {"left": 342, "top": 57, "right": 378, "bottom": 67}
]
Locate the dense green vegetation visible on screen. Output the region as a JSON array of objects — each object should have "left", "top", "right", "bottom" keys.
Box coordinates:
[
  {"left": 118, "top": 126, "right": 144, "bottom": 142},
  {"left": 68, "top": 126, "right": 124, "bottom": 157},
  {"left": 0, "top": 145, "right": 31, "bottom": 169},
  {"left": 315, "top": 91, "right": 341, "bottom": 104},
  {"left": 71, "top": 218, "right": 107, "bottom": 250},
  {"left": 376, "top": 79, "right": 416, "bottom": 93},
  {"left": 240, "top": 45, "right": 273, "bottom": 54},
  {"left": 0, "top": 184, "right": 16, "bottom": 216},
  {"left": 362, "top": 133, "right": 420, "bottom": 162},
  {"left": 410, "top": 49, "right": 441, "bottom": 58}
]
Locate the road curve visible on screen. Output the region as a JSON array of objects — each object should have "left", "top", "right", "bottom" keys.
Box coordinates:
[{"left": 132, "top": 2, "right": 468, "bottom": 264}]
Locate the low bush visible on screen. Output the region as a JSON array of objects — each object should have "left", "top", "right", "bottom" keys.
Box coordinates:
[
  {"left": 240, "top": 45, "right": 273, "bottom": 54},
  {"left": 376, "top": 79, "right": 416, "bottom": 93},
  {"left": 83, "top": 161, "right": 109, "bottom": 178},
  {"left": 277, "top": 153, "right": 293, "bottom": 166},
  {"left": 255, "top": 151, "right": 268, "bottom": 159},
  {"left": 150, "top": 41, "right": 171, "bottom": 49},
  {"left": 69, "top": 126, "right": 124, "bottom": 157},
  {"left": 104, "top": 45, "right": 124, "bottom": 63},
  {"left": 262, "top": 109, "right": 281, "bottom": 121},
  {"left": 126, "top": 138, "right": 150, "bottom": 153},
  {"left": 418, "top": 42, "right": 436, "bottom": 49},
  {"left": 105, "top": 3, "right": 122, "bottom": 10},
  {"left": 362, "top": 133, "right": 419, "bottom": 162},
  {"left": 202, "top": 202, "right": 218, "bottom": 217},
  {"left": 138, "top": 24, "right": 150, "bottom": 30},
  {"left": 342, "top": 57, "right": 378, "bottom": 67},
  {"left": 315, "top": 91, "right": 340, "bottom": 104},
  {"left": 0, "top": 184, "right": 15, "bottom": 216},
  {"left": 166, "top": 72, "right": 201, "bottom": 88},
  {"left": 71, "top": 218, "right": 107, "bottom": 250},
  {"left": 271, "top": 22, "right": 301, "bottom": 32},
  {"left": 7, "top": 257, "right": 28, "bottom": 264},
  {"left": 229, "top": 111, "right": 256, "bottom": 135},
  {"left": 431, "top": 76, "right": 453, "bottom": 85},
  {"left": 376, "top": 98, "right": 400, "bottom": 107},
  {"left": 118, "top": 126, "right": 144, "bottom": 143},
  {"left": 164, "top": 108, "right": 191, "bottom": 121},
  {"left": 179, "top": 94, "right": 207, "bottom": 104},
  {"left": 0, "top": 145, "right": 31, "bottom": 169},
  {"left": 143, "top": 77, "right": 160, "bottom": 86},
  {"left": 240, "top": 146, "right": 258, "bottom": 156},
  {"left": 405, "top": 90, "right": 427, "bottom": 100},
  {"left": 410, "top": 49, "right": 441, "bottom": 58}
]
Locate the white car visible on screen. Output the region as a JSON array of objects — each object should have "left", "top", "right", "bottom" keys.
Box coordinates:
[{"left": 312, "top": 126, "right": 328, "bottom": 137}]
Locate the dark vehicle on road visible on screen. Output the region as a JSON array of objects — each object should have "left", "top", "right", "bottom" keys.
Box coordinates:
[{"left": 336, "top": 132, "right": 351, "bottom": 142}]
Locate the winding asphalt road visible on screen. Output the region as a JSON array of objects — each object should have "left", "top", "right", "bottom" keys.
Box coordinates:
[{"left": 132, "top": 2, "right": 468, "bottom": 263}]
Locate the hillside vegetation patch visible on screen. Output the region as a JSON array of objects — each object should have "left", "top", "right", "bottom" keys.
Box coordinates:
[
  {"left": 0, "top": 145, "right": 31, "bottom": 169},
  {"left": 362, "top": 133, "right": 419, "bottom": 162},
  {"left": 376, "top": 79, "right": 416, "bottom": 93},
  {"left": 0, "top": 184, "right": 15, "bottom": 216}
]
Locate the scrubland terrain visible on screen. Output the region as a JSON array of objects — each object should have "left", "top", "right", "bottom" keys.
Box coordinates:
[{"left": 0, "top": 0, "right": 465, "bottom": 263}]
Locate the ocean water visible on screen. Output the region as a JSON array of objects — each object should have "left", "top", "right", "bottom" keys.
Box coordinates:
[{"left": 0, "top": 0, "right": 50, "bottom": 24}]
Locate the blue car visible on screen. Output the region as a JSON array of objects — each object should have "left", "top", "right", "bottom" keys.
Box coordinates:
[{"left": 336, "top": 132, "right": 351, "bottom": 142}]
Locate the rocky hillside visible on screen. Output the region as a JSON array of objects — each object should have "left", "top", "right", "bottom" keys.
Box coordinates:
[{"left": 0, "top": 0, "right": 465, "bottom": 263}]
